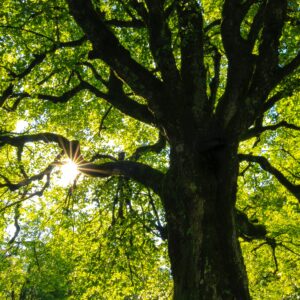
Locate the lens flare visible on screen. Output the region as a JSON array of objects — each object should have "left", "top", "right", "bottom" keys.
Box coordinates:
[{"left": 59, "top": 159, "right": 79, "bottom": 186}]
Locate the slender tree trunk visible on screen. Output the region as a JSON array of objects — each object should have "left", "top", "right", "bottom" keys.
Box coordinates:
[{"left": 162, "top": 144, "right": 250, "bottom": 300}]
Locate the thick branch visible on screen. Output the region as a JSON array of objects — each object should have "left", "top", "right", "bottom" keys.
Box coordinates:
[
  {"left": 14, "top": 78, "right": 155, "bottom": 125},
  {"left": 177, "top": 0, "right": 207, "bottom": 112},
  {"left": 145, "top": 0, "right": 180, "bottom": 86},
  {"left": 78, "top": 160, "right": 163, "bottom": 195},
  {"left": 247, "top": 1, "right": 266, "bottom": 50},
  {"left": 243, "top": 121, "right": 300, "bottom": 140},
  {"left": 236, "top": 210, "right": 267, "bottom": 241},
  {"left": 0, "top": 132, "right": 69, "bottom": 149},
  {"left": 239, "top": 154, "right": 300, "bottom": 202},
  {"left": 66, "top": 0, "right": 164, "bottom": 107},
  {"left": 263, "top": 91, "right": 287, "bottom": 113},
  {"left": 216, "top": 1, "right": 256, "bottom": 130},
  {"left": 0, "top": 84, "right": 14, "bottom": 107},
  {"left": 258, "top": 0, "right": 287, "bottom": 68},
  {"left": 81, "top": 79, "right": 155, "bottom": 125},
  {"left": 221, "top": 0, "right": 250, "bottom": 60},
  {"left": 0, "top": 133, "right": 164, "bottom": 195},
  {"left": 249, "top": 0, "right": 287, "bottom": 94}
]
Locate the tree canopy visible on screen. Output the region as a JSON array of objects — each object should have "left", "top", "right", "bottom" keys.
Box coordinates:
[{"left": 0, "top": 0, "right": 299, "bottom": 299}]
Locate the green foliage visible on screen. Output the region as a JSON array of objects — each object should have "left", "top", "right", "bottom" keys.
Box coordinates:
[
  {"left": 0, "top": 0, "right": 299, "bottom": 299},
  {"left": 238, "top": 91, "right": 300, "bottom": 299}
]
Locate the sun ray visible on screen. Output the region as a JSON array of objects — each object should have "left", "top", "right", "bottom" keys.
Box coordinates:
[{"left": 59, "top": 159, "right": 79, "bottom": 186}]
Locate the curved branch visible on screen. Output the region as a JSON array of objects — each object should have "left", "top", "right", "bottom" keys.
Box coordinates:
[
  {"left": 0, "top": 52, "right": 46, "bottom": 107},
  {"left": 0, "top": 176, "right": 51, "bottom": 213},
  {"left": 263, "top": 91, "right": 288, "bottom": 113},
  {"left": 0, "top": 84, "right": 14, "bottom": 107},
  {"left": 66, "top": 0, "right": 164, "bottom": 105},
  {"left": 129, "top": 132, "right": 166, "bottom": 161},
  {"left": 146, "top": 0, "right": 180, "bottom": 86},
  {"left": 98, "top": 105, "right": 113, "bottom": 135},
  {"left": 247, "top": 1, "right": 266, "bottom": 50},
  {"left": 60, "top": 137, "right": 165, "bottom": 195},
  {"left": 242, "top": 121, "right": 300, "bottom": 140},
  {"left": 79, "top": 62, "right": 108, "bottom": 86},
  {"left": 37, "top": 82, "right": 86, "bottom": 103},
  {"left": 0, "top": 132, "right": 69, "bottom": 149},
  {"left": 0, "top": 153, "right": 61, "bottom": 192},
  {"left": 236, "top": 209, "right": 267, "bottom": 241},
  {"left": 252, "top": 0, "right": 287, "bottom": 88},
  {"left": 81, "top": 80, "right": 155, "bottom": 125},
  {"left": 0, "top": 133, "right": 164, "bottom": 195},
  {"left": 0, "top": 36, "right": 86, "bottom": 108},
  {"left": 204, "top": 19, "right": 221, "bottom": 33},
  {"left": 239, "top": 154, "right": 300, "bottom": 202},
  {"left": 13, "top": 79, "right": 155, "bottom": 126},
  {"left": 8, "top": 204, "right": 21, "bottom": 244}
]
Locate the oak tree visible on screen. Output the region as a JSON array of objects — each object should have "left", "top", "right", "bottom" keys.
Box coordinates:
[{"left": 0, "top": 0, "right": 300, "bottom": 299}]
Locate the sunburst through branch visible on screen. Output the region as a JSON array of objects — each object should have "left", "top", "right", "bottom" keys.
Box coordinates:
[{"left": 59, "top": 159, "right": 79, "bottom": 186}]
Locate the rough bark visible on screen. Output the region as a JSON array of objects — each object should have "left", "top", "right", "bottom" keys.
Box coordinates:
[{"left": 162, "top": 142, "right": 250, "bottom": 299}]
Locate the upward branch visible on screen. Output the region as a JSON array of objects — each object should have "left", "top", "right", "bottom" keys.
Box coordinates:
[
  {"left": 216, "top": 0, "right": 255, "bottom": 130},
  {"left": 145, "top": 0, "right": 180, "bottom": 86},
  {"left": 217, "top": 0, "right": 288, "bottom": 133},
  {"left": 251, "top": 0, "right": 287, "bottom": 91},
  {"left": 66, "top": 0, "right": 164, "bottom": 110},
  {"left": 221, "top": 0, "right": 250, "bottom": 60},
  {"left": 177, "top": 0, "right": 207, "bottom": 115}
]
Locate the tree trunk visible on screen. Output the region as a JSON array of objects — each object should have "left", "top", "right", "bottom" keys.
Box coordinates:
[{"left": 162, "top": 143, "right": 250, "bottom": 300}]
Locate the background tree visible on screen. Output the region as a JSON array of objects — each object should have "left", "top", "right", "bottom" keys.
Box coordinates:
[{"left": 0, "top": 0, "right": 299, "bottom": 299}]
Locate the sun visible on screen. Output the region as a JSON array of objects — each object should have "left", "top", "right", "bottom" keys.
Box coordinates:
[{"left": 59, "top": 159, "right": 79, "bottom": 186}]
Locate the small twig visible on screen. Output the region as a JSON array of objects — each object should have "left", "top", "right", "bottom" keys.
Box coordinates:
[
  {"left": 278, "top": 243, "right": 300, "bottom": 257},
  {"left": 0, "top": 25, "right": 54, "bottom": 42},
  {"left": 98, "top": 105, "right": 113, "bottom": 136},
  {"left": 8, "top": 204, "right": 21, "bottom": 244},
  {"left": 130, "top": 132, "right": 166, "bottom": 161},
  {"left": 239, "top": 162, "right": 251, "bottom": 177}
]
